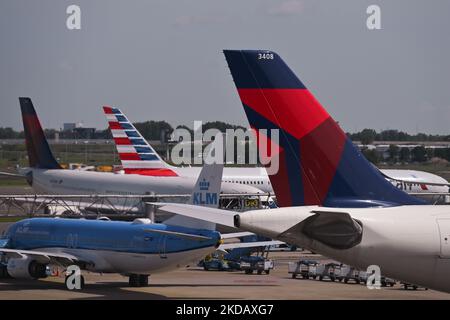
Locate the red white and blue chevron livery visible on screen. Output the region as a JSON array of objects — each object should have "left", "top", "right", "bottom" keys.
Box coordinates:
[{"left": 103, "top": 106, "right": 178, "bottom": 176}]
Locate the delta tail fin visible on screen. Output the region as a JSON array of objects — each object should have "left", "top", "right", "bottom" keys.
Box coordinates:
[
  {"left": 103, "top": 106, "right": 177, "bottom": 176},
  {"left": 164, "top": 162, "right": 224, "bottom": 229},
  {"left": 19, "top": 98, "right": 60, "bottom": 169},
  {"left": 223, "top": 50, "right": 425, "bottom": 208}
]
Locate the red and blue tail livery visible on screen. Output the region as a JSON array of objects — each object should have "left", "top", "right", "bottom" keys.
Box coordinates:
[
  {"left": 223, "top": 50, "right": 425, "bottom": 208},
  {"left": 103, "top": 106, "right": 177, "bottom": 176},
  {"left": 19, "top": 98, "right": 61, "bottom": 170}
]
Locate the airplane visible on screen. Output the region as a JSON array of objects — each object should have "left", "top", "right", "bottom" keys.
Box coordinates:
[
  {"left": 4, "top": 98, "right": 264, "bottom": 214},
  {"left": 102, "top": 107, "right": 449, "bottom": 201},
  {"left": 154, "top": 49, "right": 450, "bottom": 293},
  {"left": 0, "top": 155, "right": 282, "bottom": 289},
  {"left": 102, "top": 106, "right": 272, "bottom": 192}
]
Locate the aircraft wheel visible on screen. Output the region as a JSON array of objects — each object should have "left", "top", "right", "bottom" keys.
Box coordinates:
[
  {"left": 138, "top": 275, "right": 149, "bottom": 287},
  {"left": 129, "top": 274, "right": 140, "bottom": 287},
  {"left": 292, "top": 274, "right": 297, "bottom": 279}
]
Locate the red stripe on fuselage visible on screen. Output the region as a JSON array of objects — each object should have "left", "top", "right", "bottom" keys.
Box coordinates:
[
  {"left": 300, "top": 117, "right": 347, "bottom": 204},
  {"left": 238, "top": 89, "right": 329, "bottom": 140},
  {"left": 119, "top": 153, "right": 141, "bottom": 161},
  {"left": 114, "top": 137, "right": 131, "bottom": 145},
  {"left": 124, "top": 168, "right": 178, "bottom": 177}
]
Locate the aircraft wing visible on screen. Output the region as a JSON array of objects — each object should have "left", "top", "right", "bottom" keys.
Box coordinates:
[
  {"left": 154, "top": 203, "right": 237, "bottom": 228},
  {"left": 218, "top": 240, "right": 284, "bottom": 250},
  {"left": 0, "top": 172, "right": 26, "bottom": 178},
  {"left": 221, "top": 232, "right": 255, "bottom": 239},
  {"left": 143, "top": 228, "right": 213, "bottom": 242},
  {"left": 0, "top": 248, "right": 79, "bottom": 266}
]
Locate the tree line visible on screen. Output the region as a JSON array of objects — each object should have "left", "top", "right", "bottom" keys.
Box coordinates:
[
  {"left": 0, "top": 121, "right": 247, "bottom": 141},
  {"left": 348, "top": 129, "right": 450, "bottom": 145},
  {"left": 2, "top": 125, "right": 449, "bottom": 142},
  {"left": 361, "top": 144, "right": 450, "bottom": 165}
]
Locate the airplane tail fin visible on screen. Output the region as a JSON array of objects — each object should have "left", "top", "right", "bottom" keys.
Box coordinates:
[
  {"left": 19, "top": 98, "right": 60, "bottom": 169},
  {"left": 103, "top": 106, "right": 177, "bottom": 176},
  {"left": 223, "top": 50, "right": 425, "bottom": 208},
  {"left": 164, "top": 162, "right": 223, "bottom": 229}
]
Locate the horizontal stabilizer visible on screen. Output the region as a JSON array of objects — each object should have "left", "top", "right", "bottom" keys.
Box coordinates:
[
  {"left": 219, "top": 240, "right": 284, "bottom": 250},
  {"left": 221, "top": 232, "right": 255, "bottom": 239},
  {"left": 155, "top": 203, "right": 237, "bottom": 228}
]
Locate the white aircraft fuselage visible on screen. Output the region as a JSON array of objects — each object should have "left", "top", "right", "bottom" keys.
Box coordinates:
[
  {"left": 237, "top": 205, "right": 450, "bottom": 292},
  {"left": 172, "top": 167, "right": 448, "bottom": 196},
  {"left": 28, "top": 168, "right": 262, "bottom": 196}
]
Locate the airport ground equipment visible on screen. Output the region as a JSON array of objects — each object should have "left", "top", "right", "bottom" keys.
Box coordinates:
[
  {"left": 315, "top": 263, "right": 341, "bottom": 282},
  {"left": 358, "top": 271, "right": 396, "bottom": 287},
  {"left": 337, "top": 265, "right": 362, "bottom": 283},
  {"left": 240, "top": 255, "right": 274, "bottom": 275},
  {"left": 239, "top": 244, "right": 274, "bottom": 275},
  {"left": 401, "top": 282, "right": 426, "bottom": 290},
  {"left": 199, "top": 252, "right": 233, "bottom": 271},
  {"left": 288, "top": 260, "right": 319, "bottom": 279}
]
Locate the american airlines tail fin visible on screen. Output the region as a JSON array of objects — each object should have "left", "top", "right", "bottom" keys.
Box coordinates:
[
  {"left": 19, "top": 98, "right": 60, "bottom": 169},
  {"left": 102, "top": 106, "right": 177, "bottom": 176},
  {"left": 164, "top": 162, "right": 223, "bottom": 230},
  {"left": 223, "top": 50, "right": 425, "bottom": 208}
]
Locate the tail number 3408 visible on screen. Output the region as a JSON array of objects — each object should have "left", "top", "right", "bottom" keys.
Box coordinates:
[{"left": 258, "top": 53, "right": 274, "bottom": 60}]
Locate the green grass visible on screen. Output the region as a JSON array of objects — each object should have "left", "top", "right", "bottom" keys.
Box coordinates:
[
  {"left": 0, "top": 216, "right": 26, "bottom": 223},
  {"left": 0, "top": 177, "right": 28, "bottom": 187}
]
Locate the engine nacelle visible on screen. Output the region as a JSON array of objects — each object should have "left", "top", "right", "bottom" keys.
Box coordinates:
[{"left": 7, "top": 257, "right": 47, "bottom": 279}]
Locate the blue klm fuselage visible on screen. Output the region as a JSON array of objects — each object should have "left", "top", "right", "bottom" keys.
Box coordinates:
[{"left": 3, "top": 218, "right": 220, "bottom": 255}]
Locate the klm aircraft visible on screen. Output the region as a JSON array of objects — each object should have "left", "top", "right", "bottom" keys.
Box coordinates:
[{"left": 0, "top": 162, "right": 227, "bottom": 288}]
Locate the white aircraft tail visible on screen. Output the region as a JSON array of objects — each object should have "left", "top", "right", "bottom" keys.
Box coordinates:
[
  {"left": 165, "top": 162, "right": 223, "bottom": 230},
  {"left": 102, "top": 106, "right": 177, "bottom": 176}
]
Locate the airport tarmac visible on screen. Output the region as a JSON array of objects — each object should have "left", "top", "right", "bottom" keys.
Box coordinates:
[
  {"left": 1, "top": 186, "right": 450, "bottom": 300},
  {"left": 1, "top": 251, "right": 450, "bottom": 300}
]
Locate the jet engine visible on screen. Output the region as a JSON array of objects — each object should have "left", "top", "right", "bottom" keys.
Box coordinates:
[{"left": 7, "top": 256, "right": 47, "bottom": 279}]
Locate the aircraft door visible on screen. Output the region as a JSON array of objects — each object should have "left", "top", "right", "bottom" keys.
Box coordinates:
[{"left": 437, "top": 219, "right": 450, "bottom": 258}]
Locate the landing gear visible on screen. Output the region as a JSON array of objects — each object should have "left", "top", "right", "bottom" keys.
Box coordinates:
[
  {"left": 129, "top": 274, "right": 149, "bottom": 287},
  {"left": 0, "top": 265, "right": 10, "bottom": 279}
]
